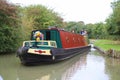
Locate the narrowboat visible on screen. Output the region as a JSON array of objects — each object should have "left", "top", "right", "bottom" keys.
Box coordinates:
[{"left": 17, "top": 28, "right": 91, "bottom": 65}]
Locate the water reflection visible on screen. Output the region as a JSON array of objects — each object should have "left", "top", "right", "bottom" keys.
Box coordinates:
[
  {"left": 17, "top": 53, "right": 87, "bottom": 80},
  {"left": 0, "top": 50, "right": 120, "bottom": 80},
  {"left": 0, "top": 54, "right": 19, "bottom": 80},
  {"left": 70, "top": 51, "right": 109, "bottom": 80},
  {"left": 105, "top": 57, "right": 120, "bottom": 80},
  {"left": 0, "top": 75, "right": 3, "bottom": 80}
]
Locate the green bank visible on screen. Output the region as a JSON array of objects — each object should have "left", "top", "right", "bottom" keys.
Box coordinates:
[{"left": 93, "top": 39, "right": 120, "bottom": 51}]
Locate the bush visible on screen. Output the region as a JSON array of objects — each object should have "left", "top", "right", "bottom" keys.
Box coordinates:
[
  {"left": 0, "top": 0, "right": 21, "bottom": 53},
  {"left": 106, "top": 35, "right": 120, "bottom": 40},
  {"left": 0, "top": 25, "right": 22, "bottom": 53}
]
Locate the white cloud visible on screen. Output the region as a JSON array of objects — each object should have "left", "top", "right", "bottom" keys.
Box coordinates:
[{"left": 9, "top": 0, "right": 113, "bottom": 24}]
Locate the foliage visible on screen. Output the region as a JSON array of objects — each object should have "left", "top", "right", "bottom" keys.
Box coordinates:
[
  {"left": 106, "top": 0, "right": 120, "bottom": 36},
  {"left": 0, "top": 2, "right": 64, "bottom": 53},
  {"left": 65, "top": 0, "right": 120, "bottom": 40},
  {"left": 65, "top": 21, "right": 85, "bottom": 33},
  {"left": 91, "top": 23, "right": 108, "bottom": 39},
  {"left": 20, "top": 5, "right": 64, "bottom": 40},
  {"left": 0, "top": 0, "right": 21, "bottom": 53},
  {"left": 85, "top": 24, "right": 94, "bottom": 38},
  {"left": 65, "top": 21, "right": 109, "bottom": 39}
]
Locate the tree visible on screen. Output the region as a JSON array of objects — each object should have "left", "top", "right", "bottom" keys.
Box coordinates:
[
  {"left": 106, "top": 0, "right": 120, "bottom": 35},
  {"left": 20, "top": 5, "right": 64, "bottom": 40},
  {"left": 85, "top": 23, "right": 94, "bottom": 38},
  {"left": 93, "top": 23, "right": 108, "bottom": 39},
  {"left": 65, "top": 21, "right": 85, "bottom": 33},
  {"left": 0, "top": 0, "right": 21, "bottom": 53}
]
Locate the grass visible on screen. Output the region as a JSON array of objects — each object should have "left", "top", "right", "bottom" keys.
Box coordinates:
[{"left": 91, "top": 39, "right": 120, "bottom": 51}]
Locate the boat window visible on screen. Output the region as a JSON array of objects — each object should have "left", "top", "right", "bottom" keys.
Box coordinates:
[
  {"left": 66, "top": 37, "right": 69, "bottom": 43},
  {"left": 24, "top": 41, "right": 49, "bottom": 48},
  {"left": 30, "top": 42, "right": 48, "bottom": 46},
  {"left": 73, "top": 37, "right": 75, "bottom": 43},
  {"left": 24, "top": 42, "right": 36, "bottom": 47},
  {"left": 24, "top": 42, "right": 30, "bottom": 47},
  {"left": 78, "top": 38, "right": 81, "bottom": 43},
  {"left": 25, "top": 42, "right": 47, "bottom": 46},
  {"left": 37, "top": 42, "right": 48, "bottom": 45},
  {"left": 50, "top": 42, "right": 56, "bottom": 47},
  {"left": 36, "top": 46, "right": 54, "bottom": 49}
]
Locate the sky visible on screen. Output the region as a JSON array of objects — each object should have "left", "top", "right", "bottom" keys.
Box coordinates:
[{"left": 9, "top": 0, "right": 114, "bottom": 24}]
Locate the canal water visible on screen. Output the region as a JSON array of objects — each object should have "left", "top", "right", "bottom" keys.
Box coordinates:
[{"left": 0, "top": 48, "right": 120, "bottom": 80}]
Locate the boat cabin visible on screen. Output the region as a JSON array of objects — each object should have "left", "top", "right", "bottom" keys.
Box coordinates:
[{"left": 31, "top": 29, "right": 88, "bottom": 49}]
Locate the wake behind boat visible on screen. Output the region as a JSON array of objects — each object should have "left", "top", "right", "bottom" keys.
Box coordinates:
[{"left": 17, "top": 28, "right": 91, "bottom": 65}]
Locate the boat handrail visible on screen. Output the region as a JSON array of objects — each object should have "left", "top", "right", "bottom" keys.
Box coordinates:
[{"left": 22, "top": 40, "right": 57, "bottom": 48}]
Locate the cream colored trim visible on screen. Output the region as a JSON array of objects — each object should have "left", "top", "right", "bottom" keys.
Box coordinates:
[{"left": 28, "top": 49, "right": 51, "bottom": 55}]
